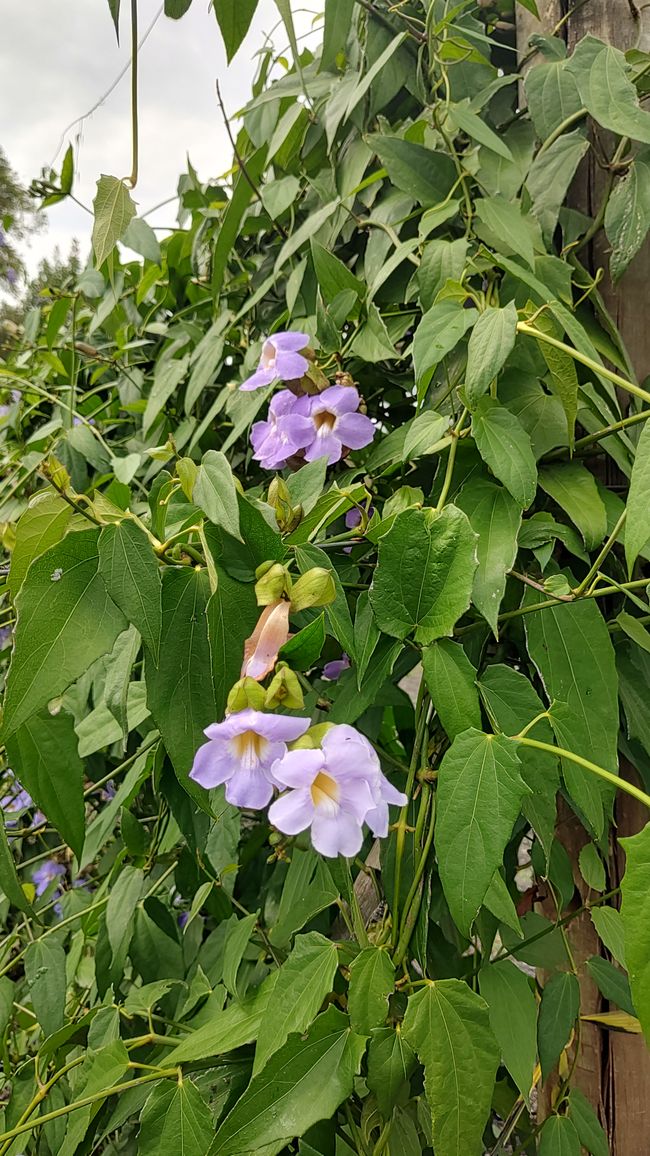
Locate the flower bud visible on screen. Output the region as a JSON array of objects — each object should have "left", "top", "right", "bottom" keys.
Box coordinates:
[
  {"left": 264, "top": 664, "right": 304, "bottom": 710},
  {"left": 291, "top": 722, "right": 334, "bottom": 750},
  {"left": 226, "top": 677, "right": 267, "bottom": 714},
  {"left": 268, "top": 477, "right": 302, "bottom": 533},
  {"left": 45, "top": 455, "right": 71, "bottom": 492},
  {"left": 254, "top": 563, "right": 292, "bottom": 606},
  {"left": 290, "top": 568, "right": 336, "bottom": 612}
]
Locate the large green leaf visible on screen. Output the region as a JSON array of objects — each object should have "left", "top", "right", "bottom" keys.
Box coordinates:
[
  {"left": 625, "top": 418, "right": 650, "bottom": 574},
  {"left": 537, "top": 971, "right": 580, "bottom": 1081},
  {"left": 620, "top": 820, "right": 650, "bottom": 1042},
  {"left": 524, "top": 59, "right": 582, "bottom": 141},
  {"left": 567, "top": 36, "right": 650, "bottom": 144},
  {"left": 528, "top": 310, "right": 579, "bottom": 450},
  {"left": 401, "top": 980, "right": 499, "bottom": 1156},
  {"left": 417, "top": 238, "right": 468, "bottom": 311},
  {"left": 422, "top": 638, "right": 481, "bottom": 742},
  {"left": 412, "top": 301, "right": 477, "bottom": 390},
  {"left": 369, "top": 507, "right": 477, "bottom": 645},
  {"left": 435, "top": 729, "right": 528, "bottom": 936},
  {"left": 25, "top": 940, "right": 66, "bottom": 1038},
  {"left": 370, "top": 136, "right": 456, "bottom": 206},
  {"left": 527, "top": 130, "right": 589, "bottom": 241},
  {"left": 6, "top": 709, "right": 85, "bottom": 858},
  {"left": 210, "top": 1007, "right": 366, "bottom": 1155},
  {"left": 295, "top": 544, "right": 355, "bottom": 657},
  {"left": 207, "top": 566, "right": 258, "bottom": 718},
  {"left": 214, "top": 0, "right": 258, "bottom": 61},
  {"left": 455, "top": 478, "right": 521, "bottom": 635},
  {"left": 254, "top": 933, "right": 339, "bottom": 1074},
  {"left": 524, "top": 591, "right": 618, "bottom": 837},
  {"left": 538, "top": 462, "right": 607, "bottom": 551},
  {"left": 143, "top": 356, "right": 189, "bottom": 436},
  {"left": 479, "top": 961, "right": 537, "bottom": 1106},
  {"left": 366, "top": 1028, "right": 416, "bottom": 1118},
  {"left": 167, "top": 973, "right": 279, "bottom": 1065},
  {"left": 605, "top": 151, "right": 650, "bottom": 282},
  {"left": 92, "top": 175, "right": 136, "bottom": 267},
  {"left": 8, "top": 491, "right": 72, "bottom": 599},
  {"left": 193, "top": 451, "right": 241, "bottom": 540},
  {"left": 465, "top": 303, "right": 518, "bottom": 407},
  {"left": 144, "top": 568, "right": 216, "bottom": 802},
  {"left": 98, "top": 520, "right": 162, "bottom": 661},
  {"left": 471, "top": 398, "right": 537, "bottom": 509},
  {"left": 539, "top": 1116, "right": 581, "bottom": 1156},
  {"left": 478, "top": 664, "right": 558, "bottom": 859},
  {"left": 138, "top": 1078, "right": 214, "bottom": 1156},
  {"left": 567, "top": 1088, "right": 609, "bottom": 1156},
  {"left": 321, "top": 0, "right": 354, "bottom": 70},
  {"left": 347, "top": 947, "right": 395, "bottom": 1036},
  {"left": 2, "top": 529, "right": 126, "bottom": 739}
]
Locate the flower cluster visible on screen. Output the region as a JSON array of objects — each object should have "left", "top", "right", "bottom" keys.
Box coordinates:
[
  {"left": 240, "top": 331, "right": 310, "bottom": 392},
  {"left": 0, "top": 770, "right": 45, "bottom": 828},
  {"left": 190, "top": 712, "right": 406, "bottom": 858}
]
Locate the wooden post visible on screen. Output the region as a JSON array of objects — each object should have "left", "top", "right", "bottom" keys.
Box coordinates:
[{"left": 517, "top": 4, "right": 650, "bottom": 1151}]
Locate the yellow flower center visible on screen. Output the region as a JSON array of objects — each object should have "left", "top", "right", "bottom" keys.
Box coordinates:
[
  {"left": 230, "top": 730, "right": 268, "bottom": 768},
  {"left": 313, "top": 409, "right": 337, "bottom": 433},
  {"left": 310, "top": 771, "right": 340, "bottom": 810}
]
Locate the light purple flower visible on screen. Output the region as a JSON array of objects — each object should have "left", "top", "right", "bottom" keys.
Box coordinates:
[
  {"left": 302, "top": 387, "right": 375, "bottom": 465},
  {"left": 1, "top": 772, "right": 33, "bottom": 827},
  {"left": 5, "top": 268, "right": 17, "bottom": 286},
  {"left": 241, "top": 332, "right": 310, "bottom": 391},
  {"left": 250, "top": 389, "right": 313, "bottom": 470},
  {"left": 189, "top": 708, "right": 311, "bottom": 809},
  {"left": 322, "top": 654, "right": 351, "bottom": 681},
  {"left": 33, "top": 860, "right": 66, "bottom": 897},
  {"left": 269, "top": 724, "right": 407, "bottom": 857}
]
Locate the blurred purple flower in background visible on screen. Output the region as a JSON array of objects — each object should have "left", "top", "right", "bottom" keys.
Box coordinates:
[
  {"left": 241, "top": 331, "right": 310, "bottom": 391},
  {"left": 302, "top": 386, "right": 375, "bottom": 465},
  {"left": 322, "top": 654, "right": 350, "bottom": 681},
  {"left": 32, "top": 860, "right": 66, "bottom": 897},
  {"left": 1, "top": 771, "right": 33, "bottom": 827},
  {"left": 251, "top": 390, "right": 313, "bottom": 470},
  {"left": 5, "top": 268, "right": 17, "bottom": 286},
  {"left": 0, "top": 626, "right": 13, "bottom": 649},
  {"left": 269, "top": 724, "right": 406, "bottom": 857},
  {"left": 190, "top": 708, "right": 311, "bottom": 809}
]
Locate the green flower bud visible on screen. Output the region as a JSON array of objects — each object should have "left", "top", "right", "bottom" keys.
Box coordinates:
[
  {"left": 291, "top": 722, "right": 334, "bottom": 750},
  {"left": 290, "top": 567, "right": 336, "bottom": 612},
  {"left": 226, "top": 677, "right": 267, "bottom": 714},
  {"left": 254, "top": 562, "right": 292, "bottom": 606},
  {"left": 264, "top": 664, "right": 304, "bottom": 710},
  {"left": 268, "top": 477, "right": 302, "bottom": 533}
]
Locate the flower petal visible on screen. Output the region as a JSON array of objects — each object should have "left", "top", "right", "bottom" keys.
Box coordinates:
[
  {"left": 240, "top": 367, "right": 275, "bottom": 392},
  {"left": 272, "top": 747, "right": 325, "bottom": 788},
  {"left": 311, "top": 810, "right": 364, "bottom": 858},
  {"left": 225, "top": 766, "right": 274, "bottom": 809},
  {"left": 304, "top": 430, "right": 343, "bottom": 465},
  {"left": 254, "top": 714, "right": 312, "bottom": 743},
  {"left": 241, "top": 601, "right": 291, "bottom": 681},
  {"left": 314, "top": 385, "right": 360, "bottom": 415},
  {"left": 274, "top": 349, "right": 310, "bottom": 380},
  {"left": 321, "top": 724, "right": 380, "bottom": 781},
  {"left": 336, "top": 411, "right": 376, "bottom": 451},
  {"left": 270, "top": 331, "right": 310, "bottom": 352},
  {"left": 189, "top": 740, "right": 233, "bottom": 788},
  {"left": 268, "top": 788, "right": 315, "bottom": 834}
]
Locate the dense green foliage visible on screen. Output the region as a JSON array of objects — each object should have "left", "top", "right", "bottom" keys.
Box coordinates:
[{"left": 2, "top": 0, "right": 650, "bottom": 1152}]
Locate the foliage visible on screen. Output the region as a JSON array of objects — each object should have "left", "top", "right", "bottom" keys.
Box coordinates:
[{"left": 0, "top": 0, "right": 650, "bottom": 1152}]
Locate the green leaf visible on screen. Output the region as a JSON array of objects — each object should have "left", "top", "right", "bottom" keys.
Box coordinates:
[
  {"left": 465, "top": 303, "right": 518, "bottom": 406},
  {"left": 213, "top": 147, "right": 267, "bottom": 295},
  {"left": 98, "top": 521, "right": 162, "bottom": 661},
  {"left": 537, "top": 971, "right": 580, "bottom": 1081},
  {"left": 538, "top": 462, "right": 607, "bottom": 551},
  {"left": 579, "top": 843, "right": 606, "bottom": 892},
  {"left": 348, "top": 947, "right": 395, "bottom": 1036},
  {"left": 92, "top": 175, "right": 136, "bottom": 268},
  {"left": 193, "top": 451, "right": 241, "bottom": 540},
  {"left": 529, "top": 310, "right": 579, "bottom": 449},
  {"left": 207, "top": 566, "right": 259, "bottom": 717},
  {"left": 8, "top": 491, "right": 72, "bottom": 599},
  {"left": 625, "top": 418, "right": 650, "bottom": 573},
  {"left": 311, "top": 240, "right": 363, "bottom": 303},
  {"left": 449, "top": 100, "right": 513, "bottom": 161},
  {"left": 586, "top": 956, "right": 635, "bottom": 1016},
  {"left": 5, "top": 710, "right": 85, "bottom": 857},
  {"left": 567, "top": 1088, "right": 609, "bottom": 1156},
  {"left": 369, "top": 136, "right": 457, "bottom": 206},
  {"left": 455, "top": 478, "right": 521, "bottom": 635},
  {"left": 364, "top": 412, "right": 449, "bottom": 470},
  {"left": 210, "top": 1007, "right": 366, "bottom": 1155},
  {"left": 527, "top": 130, "right": 589, "bottom": 241},
  {"left": 280, "top": 615, "right": 327, "bottom": 672},
  {"left": 474, "top": 196, "right": 539, "bottom": 269},
  {"left": 57, "top": 1040, "right": 130, "bottom": 1156},
  {"left": 104, "top": 625, "right": 141, "bottom": 749},
  {"left": 25, "top": 939, "right": 66, "bottom": 1037},
  {"left": 106, "top": 866, "right": 143, "bottom": 979},
  {"left": 81, "top": 743, "right": 154, "bottom": 869},
  {"left": 145, "top": 568, "right": 216, "bottom": 802},
  {"left": 620, "top": 820, "right": 650, "bottom": 1040},
  {"left": 499, "top": 371, "right": 569, "bottom": 460},
  {"left": 223, "top": 911, "right": 258, "bottom": 998},
  {"left": 436, "top": 729, "right": 528, "bottom": 936},
  {"left": 138, "top": 1078, "right": 214, "bottom": 1156},
  {"left": 164, "top": 0, "right": 193, "bottom": 15},
  {"left": 524, "top": 59, "right": 582, "bottom": 141},
  {"left": 478, "top": 664, "right": 558, "bottom": 859},
  {"left": 167, "top": 973, "right": 279, "bottom": 1065},
  {"left": 254, "top": 933, "right": 339, "bottom": 1074},
  {"left": 539, "top": 1116, "right": 581, "bottom": 1156},
  {"left": 567, "top": 36, "right": 650, "bottom": 144},
  {"left": 143, "top": 356, "right": 189, "bottom": 435},
  {"left": 483, "top": 870, "right": 522, "bottom": 937},
  {"left": 2, "top": 529, "right": 126, "bottom": 740},
  {"left": 295, "top": 544, "right": 355, "bottom": 657},
  {"left": 122, "top": 217, "right": 161, "bottom": 263},
  {"left": 479, "top": 961, "right": 537, "bottom": 1106},
  {"left": 352, "top": 592, "right": 380, "bottom": 687},
  {"left": 366, "top": 1028, "right": 416, "bottom": 1118},
  {"left": 107, "top": 0, "right": 120, "bottom": 40},
  {"left": 471, "top": 398, "right": 537, "bottom": 509},
  {"left": 417, "top": 239, "right": 468, "bottom": 311},
  {"left": 422, "top": 639, "right": 481, "bottom": 742},
  {"left": 590, "top": 906, "right": 626, "bottom": 968},
  {"left": 321, "top": 0, "right": 354, "bottom": 70},
  {"left": 412, "top": 301, "right": 477, "bottom": 390},
  {"left": 617, "top": 610, "right": 650, "bottom": 653},
  {"left": 524, "top": 591, "right": 618, "bottom": 838},
  {"left": 0, "top": 811, "right": 33, "bottom": 915},
  {"left": 269, "top": 848, "right": 338, "bottom": 947},
  {"left": 401, "top": 980, "right": 499, "bottom": 1156},
  {"left": 369, "top": 507, "right": 478, "bottom": 645},
  {"left": 605, "top": 151, "right": 650, "bottom": 282}
]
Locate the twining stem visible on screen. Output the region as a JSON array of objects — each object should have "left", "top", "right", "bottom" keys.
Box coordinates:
[
  {"left": 517, "top": 321, "right": 650, "bottom": 408},
  {"left": 573, "top": 509, "right": 627, "bottom": 596},
  {"left": 394, "top": 787, "right": 436, "bottom": 966},
  {"left": 535, "top": 108, "right": 588, "bottom": 157},
  {"left": 128, "top": 0, "right": 139, "bottom": 187},
  {"left": 544, "top": 407, "right": 650, "bottom": 459},
  {"left": 435, "top": 408, "right": 468, "bottom": 511},
  {"left": 516, "top": 736, "right": 650, "bottom": 811},
  {"left": 390, "top": 687, "right": 429, "bottom": 950}
]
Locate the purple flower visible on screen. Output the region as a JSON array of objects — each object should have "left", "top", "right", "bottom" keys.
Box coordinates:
[
  {"left": 322, "top": 654, "right": 351, "bottom": 681},
  {"left": 5, "top": 268, "right": 17, "bottom": 286},
  {"left": 1, "top": 772, "right": 33, "bottom": 826},
  {"left": 241, "top": 332, "right": 310, "bottom": 391},
  {"left": 33, "top": 860, "right": 66, "bottom": 897},
  {"left": 251, "top": 389, "right": 313, "bottom": 470},
  {"left": 178, "top": 911, "right": 189, "bottom": 930},
  {"left": 268, "top": 724, "right": 407, "bottom": 858},
  {"left": 189, "top": 708, "right": 311, "bottom": 809},
  {"left": 302, "top": 387, "right": 375, "bottom": 465}
]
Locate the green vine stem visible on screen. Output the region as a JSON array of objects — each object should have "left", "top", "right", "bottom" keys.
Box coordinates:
[
  {"left": 515, "top": 735, "right": 650, "bottom": 811},
  {"left": 517, "top": 321, "right": 650, "bottom": 408}
]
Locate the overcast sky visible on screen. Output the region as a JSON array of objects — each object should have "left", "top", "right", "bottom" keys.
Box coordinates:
[{"left": 1, "top": 0, "right": 317, "bottom": 274}]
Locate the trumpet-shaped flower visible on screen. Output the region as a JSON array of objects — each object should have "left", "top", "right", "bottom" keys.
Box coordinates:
[
  {"left": 241, "top": 332, "right": 310, "bottom": 391},
  {"left": 269, "top": 724, "right": 407, "bottom": 857},
  {"left": 189, "top": 708, "right": 311, "bottom": 809},
  {"left": 322, "top": 654, "right": 350, "bottom": 681},
  {"left": 250, "top": 390, "right": 313, "bottom": 470},
  {"left": 303, "top": 386, "right": 375, "bottom": 465},
  {"left": 241, "top": 600, "right": 291, "bottom": 682}
]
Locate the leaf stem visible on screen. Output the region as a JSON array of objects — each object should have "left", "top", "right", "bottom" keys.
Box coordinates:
[
  {"left": 435, "top": 408, "right": 468, "bottom": 511},
  {"left": 573, "top": 509, "right": 627, "bottom": 596},
  {"left": 517, "top": 321, "right": 650, "bottom": 407},
  {"left": 516, "top": 736, "right": 650, "bottom": 810}
]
